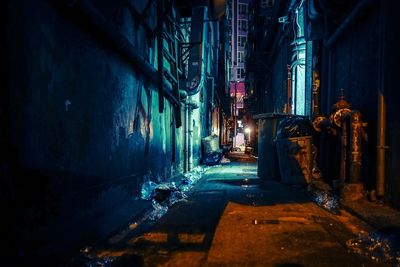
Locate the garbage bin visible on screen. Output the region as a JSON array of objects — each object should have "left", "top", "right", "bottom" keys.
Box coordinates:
[
  {"left": 254, "top": 113, "right": 291, "bottom": 180},
  {"left": 276, "top": 136, "right": 312, "bottom": 185}
]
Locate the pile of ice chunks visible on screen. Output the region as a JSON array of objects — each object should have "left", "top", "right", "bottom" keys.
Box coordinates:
[
  {"left": 310, "top": 190, "right": 341, "bottom": 214},
  {"left": 140, "top": 166, "right": 208, "bottom": 221},
  {"left": 346, "top": 230, "right": 400, "bottom": 265}
]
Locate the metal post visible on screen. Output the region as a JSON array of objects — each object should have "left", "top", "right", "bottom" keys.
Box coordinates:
[
  {"left": 377, "top": 93, "right": 386, "bottom": 196},
  {"left": 234, "top": 81, "right": 237, "bottom": 149}
]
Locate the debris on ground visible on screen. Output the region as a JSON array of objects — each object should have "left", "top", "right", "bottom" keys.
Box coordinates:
[
  {"left": 140, "top": 166, "right": 208, "bottom": 221},
  {"left": 220, "top": 156, "right": 231, "bottom": 164},
  {"left": 149, "top": 199, "right": 169, "bottom": 221},
  {"left": 307, "top": 180, "right": 341, "bottom": 214},
  {"left": 346, "top": 230, "right": 400, "bottom": 265},
  {"left": 202, "top": 135, "right": 224, "bottom": 165},
  {"left": 78, "top": 246, "right": 115, "bottom": 267},
  {"left": 203, "top": 151, "right": 223, "bottom": 165}
]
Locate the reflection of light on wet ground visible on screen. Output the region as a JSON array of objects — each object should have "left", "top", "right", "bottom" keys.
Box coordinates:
[
  {"left": 347, "top": 230, "right": 400, "bottom": 265},
  {"left": 178, "top": 233, "right": 206, "bottom": 244}
]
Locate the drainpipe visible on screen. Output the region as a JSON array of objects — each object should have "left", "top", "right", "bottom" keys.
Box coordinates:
[
  {"left": 183, "top": 102, "right": 188, "bottom": 172},
  {"left": 188, "top": 101, "right": 193, "bottom": 172},
  {"left": 157, "top": 0, "right": 164, "bottom": 113},
  {"left": 376, "top": 0, "right": 387, "bottom": 198},
  {"left": 325, "top": 0, "right": 374, "bottom": 48},
  {"left": 377, "top": 94, "right": 386, "bottom": 196}
]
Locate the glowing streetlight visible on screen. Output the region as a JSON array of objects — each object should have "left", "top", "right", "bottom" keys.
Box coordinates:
[{"left": 244, "top": 127, "right": 251, "bottom": 143}]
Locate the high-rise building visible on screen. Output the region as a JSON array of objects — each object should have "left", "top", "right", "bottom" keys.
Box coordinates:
[
  {"left": 230, "top": 0, "right": 249, "bottom": 82},
  {"left": 229, "top": 0, "right": 249, "bottom": 113}
]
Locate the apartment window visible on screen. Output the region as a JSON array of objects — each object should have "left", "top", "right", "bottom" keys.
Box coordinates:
[
  {"left": 237, "top": 51, "right": 244, "bottom": 63},
  {"left": 238, "top": 36, "right": 247, "bottom": 47},
  {"left": 238, "top": 20, "right": 248, "bottom": 31},
  {"left": 238, "top": 3, "right": 248, "bottom": 15},
  {"left": 237, "top": 68, "right": 245, "bottom": 79}
]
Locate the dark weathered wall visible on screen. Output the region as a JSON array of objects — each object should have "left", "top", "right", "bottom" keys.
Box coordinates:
[
  {"left": 271, "top": 39, "right": 290, "bottom": 113},
  {"left": 3, "top": 0, "right": 185, "bottom": 257},
  {"left": 319, "top": 2, "right": 380, "bottom": 188},
  {"left": 319, "top": 0, "right": 400, "bottom": 207},
  {"left": 380, "top": 0, "right": 400, "bottom": 209}
]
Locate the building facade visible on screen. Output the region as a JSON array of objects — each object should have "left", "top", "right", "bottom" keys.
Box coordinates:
[
  {"left": 247, "top": 0, "right": 400, "bottom": 208},
  {"left": 1, "top": 0, "right": 229, "bottom": 257}
]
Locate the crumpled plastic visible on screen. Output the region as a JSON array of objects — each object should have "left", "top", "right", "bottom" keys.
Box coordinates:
[
  {"left": 141, "top": 181, "right": 158, "bottom": 200},
  {"left": 346, "top": 230, "right": 400, "bottom": 265},
  {"left": 148, "top": 199, "right": 169, "bottom": 221},
  {"left": 310, "top": 190, "right": 341, "bottom": 214},
  {"left": 78, "top": 246, "right": 115, "bottom": 267},
  {"left": 203, "top": 151, "right": 223, "bottom": 166},
  {"left": 140, "top": 166, "right": 208, "bottom": 221}
]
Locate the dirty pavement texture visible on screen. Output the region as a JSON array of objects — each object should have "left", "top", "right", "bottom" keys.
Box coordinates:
[{"left": 78, "top": 157, "right": 391, "bottom": 267}]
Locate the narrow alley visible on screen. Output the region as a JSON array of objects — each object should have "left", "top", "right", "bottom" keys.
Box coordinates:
[
  {"left": 2, "top": 0, "right": 400, "bottom": 266},
  {"left": 72, "top": 153, "right": 389, "bottom": 267}
]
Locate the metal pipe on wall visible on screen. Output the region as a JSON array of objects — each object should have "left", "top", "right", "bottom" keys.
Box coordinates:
[
  {"left": 376, "top": 0, "right": 387, "bottom": 198},
  {"left": 157, "top": 0, "right": 165, "bottom": 113},
  {"left": 183, "top": 102, "right": 188, "bottom": 173},
  {"left": 377, "top": 92, "right": 386, "bottom": 196},
  {"left": 188, "top": 103, "right": 193, "bottom": 171}
]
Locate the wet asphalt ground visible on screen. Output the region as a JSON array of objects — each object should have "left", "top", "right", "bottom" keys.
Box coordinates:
[{"left": 76, "top": 155, "right": 390, "bottom": 267}]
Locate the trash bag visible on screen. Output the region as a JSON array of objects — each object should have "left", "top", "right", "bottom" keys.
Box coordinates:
[
  {"left": 203, "top": 151, "right": 223, "bottom": 166},
  {"left": 202, "top": 135, "right": 220, "bottom": 154},
  {"left": 202, "top": 135, "right": 223, "bottom": 165},
  {"left": 277, "top": 116, "right": 313, "bottom": 138},
  {"left": 139, "top": 166, "right": 208, "bottom": 221}
]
